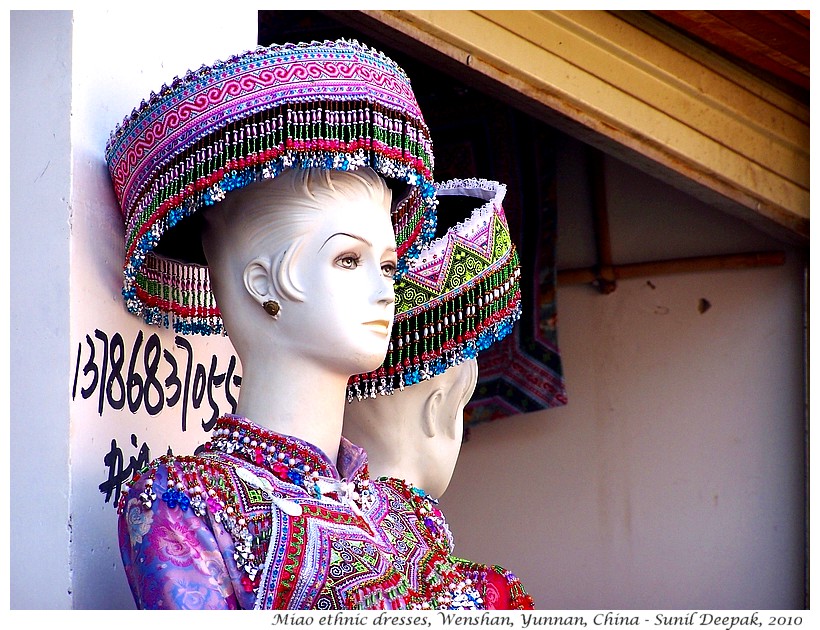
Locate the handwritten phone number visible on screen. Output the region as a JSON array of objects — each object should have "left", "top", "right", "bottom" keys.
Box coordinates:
[{"left": 72, "top": 328, "right": 241, "bottom": 432}]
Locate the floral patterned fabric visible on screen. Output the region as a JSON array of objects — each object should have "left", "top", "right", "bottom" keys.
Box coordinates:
[
  {"left": 118, "top": 415, "right": 412, "bottom": 609},
  {"left": 119, "top": 464, "right": 242, "bottom": 609}
]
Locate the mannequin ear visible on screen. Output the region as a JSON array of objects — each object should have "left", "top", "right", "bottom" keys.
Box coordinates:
[
  {"left": 243, "top": 257, "right": 277, "bottom": 305},
  {"left": 422, "top": 387, "right": 446, "bottom": 438}
]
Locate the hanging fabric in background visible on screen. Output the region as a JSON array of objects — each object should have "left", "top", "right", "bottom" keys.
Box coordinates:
[
  {"left": 466, "top": 124, "right": 567, "bottom": 424},
  {"left": 259, "top": 11, "right": 568, "bottom": 425}
]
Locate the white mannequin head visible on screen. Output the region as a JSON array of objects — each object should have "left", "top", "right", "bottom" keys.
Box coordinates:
[
  {"left": 200, "top": 167, "right": 396, "bottom": 458},
  {"left": 343, "top": 359, "right": 479, "bottom": 498},
  {"left": 202, "top": 167, "right": 396, "bottom": 373}
]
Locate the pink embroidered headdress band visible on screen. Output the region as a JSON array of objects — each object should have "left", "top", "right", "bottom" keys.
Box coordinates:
[{"left": 105, "top": 39, "right": 437, "bottom": 335}]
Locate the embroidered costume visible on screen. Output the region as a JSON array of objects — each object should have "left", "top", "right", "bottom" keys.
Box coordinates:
[
  {"left": 368, "top": 477, "right": 482, "bottom": 609},
  {"left": 118, "top": 415, "right": 413, "bottom": 609},
  {"left": 363, "top": 477, "right": 533, "bottom": 610}
]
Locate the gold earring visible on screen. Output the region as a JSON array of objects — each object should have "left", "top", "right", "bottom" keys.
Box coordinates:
[{"left": 263, "top": 300, "right": 280, "bottom": 319}]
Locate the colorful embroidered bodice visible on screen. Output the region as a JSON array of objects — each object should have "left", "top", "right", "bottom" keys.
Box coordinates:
[
  {"left": 117, "top": 415, "right": 412, "bottom": 609},
  {"left": 367, "top": 477, "right": 534, "bottom": 610}
]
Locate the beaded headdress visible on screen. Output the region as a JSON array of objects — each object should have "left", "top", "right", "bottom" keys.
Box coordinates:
[
  {"left": 348, "top": 178, "right": 522, "bottom": 401},
  {"left": 105, "top": 39, "right": 436, "bottom": 335}
]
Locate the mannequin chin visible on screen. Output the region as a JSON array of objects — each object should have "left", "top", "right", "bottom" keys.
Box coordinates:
[{"left": 343, "top": 358, "right": 478, "bottom": 498}]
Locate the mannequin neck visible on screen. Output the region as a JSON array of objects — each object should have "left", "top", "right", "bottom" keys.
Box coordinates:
[
  {"left": 344, "top": 395, "right": 436, "bottom": 493},
  {"left": 344, "top": 361, "right": 476, "bottom": 498},
  {"left": 235, "top": 352, "right": 349, "bottom": 467}
]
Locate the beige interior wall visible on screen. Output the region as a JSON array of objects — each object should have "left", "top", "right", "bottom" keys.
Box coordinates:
[{"left": 439, "top": 133, "right": 807, "bottom": 609}]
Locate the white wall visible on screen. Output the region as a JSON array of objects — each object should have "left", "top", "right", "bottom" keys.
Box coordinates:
[
  {"left": 69, "top": 9, "right": 255, "bottom": 610},
  {"left": 10, "top": 10, "right": 73, "bottom": 610},
  {"left": 11, "top": 9, "right": 256, "bottom": 610},
  {"left": 439, "top": 135, "right": 807, "bottom": 609}
]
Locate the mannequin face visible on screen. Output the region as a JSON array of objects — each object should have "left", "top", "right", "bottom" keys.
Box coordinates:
[{"left": 273, "top": 195, "right": 397, "bottom": 375}]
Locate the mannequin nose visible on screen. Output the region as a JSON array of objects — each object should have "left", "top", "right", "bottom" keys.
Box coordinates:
[
  {"left": 373, "top": 270, "right": 395, "bottom": 307},
  {"left": 376, "top": 279, "right": 395, "bottom": 307}
]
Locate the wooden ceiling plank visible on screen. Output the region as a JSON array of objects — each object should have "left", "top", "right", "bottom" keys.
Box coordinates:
[
  {"left": 708, "top": 10, "right": 809, "bottom": 63},
  {"left": 651, "top": 10, "right": 809, "bottom": 89}
]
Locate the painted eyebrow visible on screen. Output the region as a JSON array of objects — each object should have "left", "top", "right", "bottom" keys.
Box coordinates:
[
  {"left": 318, "top": 233, "right": 398, "bottom": 255},
  {"left": 318, "top": 232, "right": 372, "bottom": 251}
]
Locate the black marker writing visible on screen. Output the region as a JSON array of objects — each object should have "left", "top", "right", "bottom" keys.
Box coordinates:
[
  {"left": 73, "top": 328, "right": 241, "bottom": 430},
  {"left": 99, "top": 434, "right": 151, "bottom": 505}
]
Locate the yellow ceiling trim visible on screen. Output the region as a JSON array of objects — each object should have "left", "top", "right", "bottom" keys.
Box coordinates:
[{"left": 362, "top": 10, "right": 809, "bottom": 240}]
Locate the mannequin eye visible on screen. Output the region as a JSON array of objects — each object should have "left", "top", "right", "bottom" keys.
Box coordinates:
[
  {"left": 336, "top": 254, "right": 361, "bottom": 269},
  {"left": 381, "top": 261, "right": 397, "bottom": 279}
]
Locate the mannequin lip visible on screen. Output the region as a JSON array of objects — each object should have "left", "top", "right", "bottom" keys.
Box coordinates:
[{"left": 362, "top": 320, "right": 391, "bottom": 335}]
